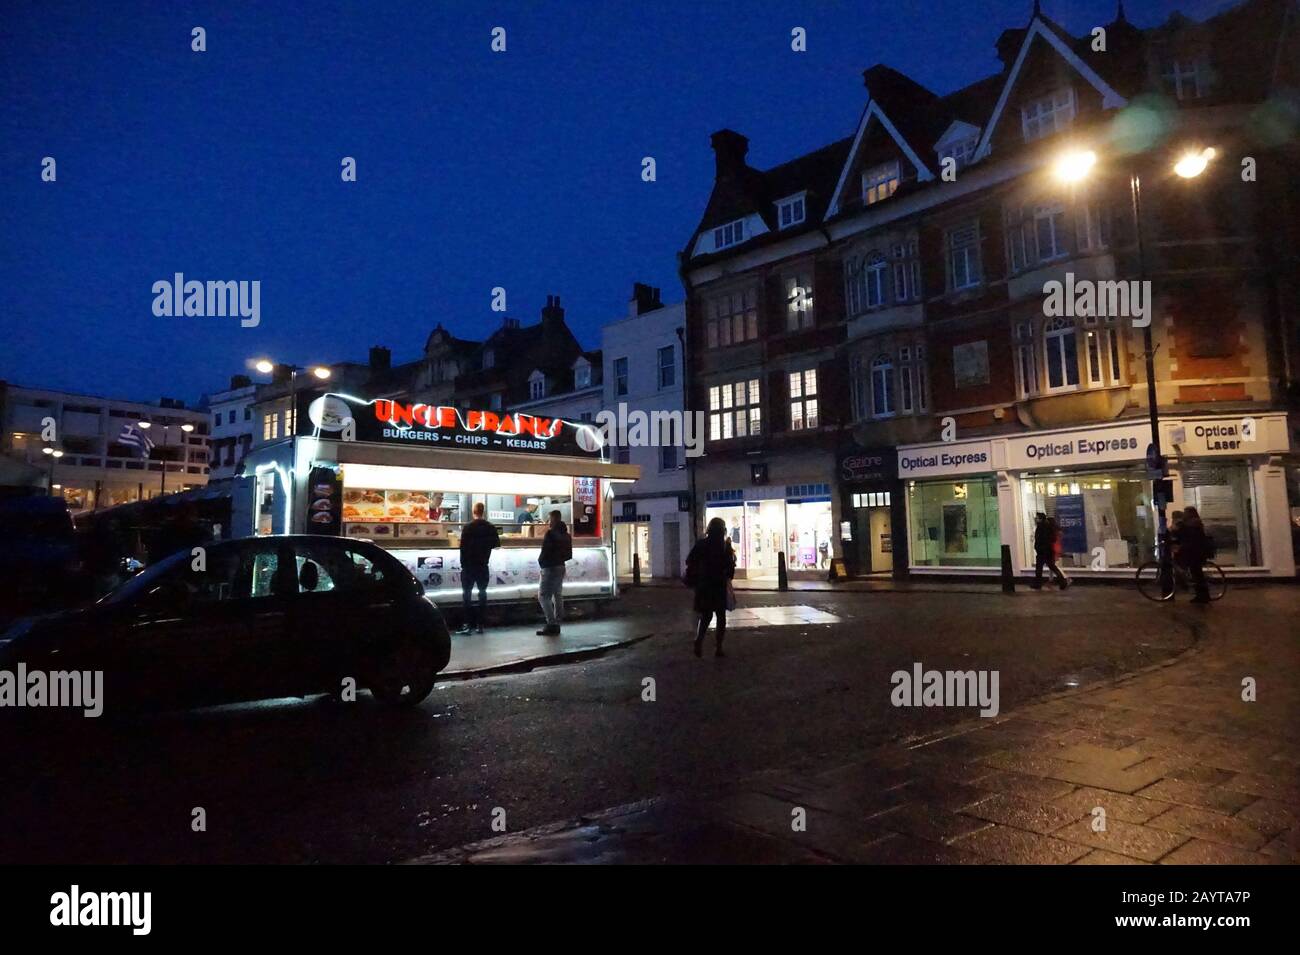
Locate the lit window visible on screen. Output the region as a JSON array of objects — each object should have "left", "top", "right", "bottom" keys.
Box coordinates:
[
  {"left": 863, "top": 161, "right": 900, "bottom": 205},
  {"left": 785, "top": 273, "right": 814, "bottom": 330},
  {"left": 1021, "top": 88, "right": 1075, "bottom": 142},
  {"left": 708, "top": 378, "right": 761, "bottom": 442},
  {"left": 262, "top": 413, "right": 278, "bottom": 441},
  {"left": 788, "top": 369, "right": 819, "bottom": 430}
]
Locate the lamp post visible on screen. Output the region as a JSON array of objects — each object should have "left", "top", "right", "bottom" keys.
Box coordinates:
[
  {"left": 42, "top": 446, "right": 64, "bottom": 496},
  {"left": 252, "top": 359, "right": 332, "bottom": 531},
  {"left": 137, "top": 421, "right": 196, "bottom": 497},
  {"left": 1055, "top": 144, "right": 1216, "bottom": 595}
]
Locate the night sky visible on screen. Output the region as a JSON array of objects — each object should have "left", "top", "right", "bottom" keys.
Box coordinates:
[{"left": 1, "top": 0, "right": 1211, "bottom": 405}]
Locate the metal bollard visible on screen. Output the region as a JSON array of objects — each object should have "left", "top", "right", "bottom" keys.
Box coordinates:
[
  {"left": 1001, "top": 544, "right": 1015, "bottom": 594},
  {"left": 632, "top": 551, "right": 641, "bottom": 587},
  {"left": 777, "top": 551, "right": 789, "bottom": 592}
]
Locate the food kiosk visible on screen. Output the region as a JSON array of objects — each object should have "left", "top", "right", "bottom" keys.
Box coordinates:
[{"left": 235, "top": 392, "right": 639, "bottom": 605}]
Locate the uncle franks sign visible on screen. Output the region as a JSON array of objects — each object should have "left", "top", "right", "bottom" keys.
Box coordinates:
[{"left": 300, "top": 393, "right": 605, "bottom": 459}]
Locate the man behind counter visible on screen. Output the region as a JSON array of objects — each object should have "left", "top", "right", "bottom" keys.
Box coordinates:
[
  {"left": 514, "top": 498, "right": 541, "bottom": 524},
  {"left": 456, "top": 502, "right": 500, "bottom": 635}
]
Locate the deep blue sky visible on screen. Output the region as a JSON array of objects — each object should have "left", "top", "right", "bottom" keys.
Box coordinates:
[{"left": 1, "top": 0, "right": 1215, "bottom": 405}]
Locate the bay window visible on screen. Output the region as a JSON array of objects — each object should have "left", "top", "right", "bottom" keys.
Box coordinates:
[
  {"left": 706, "top": 287, "right": 759, "bottom": 348},
  {"left": 1043, "top": 317, "right": 1080, "bottom": 391}
]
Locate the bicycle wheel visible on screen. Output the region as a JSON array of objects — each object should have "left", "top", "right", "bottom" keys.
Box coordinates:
[
  {"left": 1205, "top": 562, "right": 1228, "bottom": 601},
  {"left": 1135, "top": 561, "right": 1175, "bottom": 601}
]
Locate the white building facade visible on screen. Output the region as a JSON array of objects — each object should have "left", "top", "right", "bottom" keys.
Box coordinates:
[{"left": 602, "top": 286, "right": 691, "bottom": 580}]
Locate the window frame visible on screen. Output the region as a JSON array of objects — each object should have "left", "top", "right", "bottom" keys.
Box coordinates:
[
  {"left": 1020, "top": 87, "right": 1076, "bottom": 142},
  {"left": 862, "top": 160, "right": 901, "bottom": 206},
  {"left": 946, "top": 222, "right": 982, "bottom": 291}
]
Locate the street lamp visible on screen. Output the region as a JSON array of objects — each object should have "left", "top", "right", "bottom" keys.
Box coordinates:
[
  {"left": 137, "top": 420, "right": 196, "bottom": 496},
  {"left": 251, "top": 359, "right": 333, "bottom": 531},
  {"left": 43, "top": 446, "right": 64, "bottom": 496},
  {"left": 1054, "top": 143, "right": 1215, "bottom": 595}
]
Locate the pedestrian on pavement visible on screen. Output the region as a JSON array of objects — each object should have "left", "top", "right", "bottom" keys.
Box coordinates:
[
  {"left": 684, "top": 517, "right": 736, "bottom": 658},
  {"left": 1030, "top": 511, "right": 1070, "bottom": 590},
  {"left": 536, "top": 509, "right": 572, "bottom": 636},
  {"left": 1178, "top": 506, "right": 1215, "bottom": 604},
  {"left": 456, "top": 502, "right": 500, "bottom": 634},
  {"left": 1169, "top": 509, "right": 1186, "bottom": 567}
]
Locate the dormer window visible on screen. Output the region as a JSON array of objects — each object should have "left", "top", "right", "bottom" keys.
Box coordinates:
[
  {"left": 713, "top": 219, "right": 746, "bottom": 251},
  {"left": 1021, "top": 88, "right": 1075, "bottom": 142},
  {"left": 939, "top": 137, "right": 978, "bottom": 169},
  {"left": 574, "top": 361, "right": 591, "bottom": 389},
  {"left": 776, "top": 193, "right": 806, "bottom": 229},
  {"left": 1162, "top": 55, "right": 1213, "bottom": 100},
  {"left": 862, "top": 161, "right": 900, "bottom": 205},
  {"left": 528, "top": 371, "right": 546, "bottom": 400}
]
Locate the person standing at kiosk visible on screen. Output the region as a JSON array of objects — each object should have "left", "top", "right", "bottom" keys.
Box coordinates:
[
  {"left": 536, "top": 510, "right": 573, "bottom": 636},
  {"left": 457, "top": 502, "right": 500, "bottom": 634}
]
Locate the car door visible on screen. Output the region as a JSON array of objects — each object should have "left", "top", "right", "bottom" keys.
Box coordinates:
[
  {"left": 280, "top": 540, "right": 352, "bottom": 696},
  {"left": 98, "top": 546, "right": 251, "bottom": 711},
  {"left": 220, "top": 540, "right": 298, "bottom": 703}
]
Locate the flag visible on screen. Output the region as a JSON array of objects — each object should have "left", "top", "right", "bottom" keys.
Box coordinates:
[{"left": 118, "top": 423, "right": 155, "bottom": 458}]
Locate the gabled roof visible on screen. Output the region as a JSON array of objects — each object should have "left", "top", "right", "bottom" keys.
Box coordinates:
[
  {"left": 974, "top": 12, "right": 1128, "bottom": 161},
  {"left": 826, "top": 67, "right": 1004, "bottom": 219}
]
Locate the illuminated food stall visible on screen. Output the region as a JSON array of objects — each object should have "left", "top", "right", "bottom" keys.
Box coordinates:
[{"left": 235, "top": 393, "right": 639, "bottom": 604}]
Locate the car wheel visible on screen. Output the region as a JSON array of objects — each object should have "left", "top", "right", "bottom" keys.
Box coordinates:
[{"left": 369, "top": 637, "right": 438, "bottom": 706}]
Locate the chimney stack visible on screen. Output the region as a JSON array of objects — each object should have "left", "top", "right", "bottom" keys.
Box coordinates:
[
  {"left": 230, "top": 374, "right": 252, "bottom": 389},
  {"left": 369, "top": 345, "right": 391, "bottom": 374},
  {"left": 630, "top": 282, "right": 662, "bottom": 317},
  {"left": 541, "top": 294, "right": 565, "bottom": 329},
  {"left": 710, "top": 129, "right": 749, "bottom": 179},
  {"left": 995, "top": 27, "right": 1027, "bottom": 70}
]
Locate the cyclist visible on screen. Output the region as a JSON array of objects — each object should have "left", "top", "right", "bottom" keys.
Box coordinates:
[{"left": 1179, "top": 506, "right": 1214, "bottom": 604}]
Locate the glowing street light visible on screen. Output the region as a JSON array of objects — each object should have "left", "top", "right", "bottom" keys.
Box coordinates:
[
  {"left": 254, "top": 358, "right": 275, "bottom": 375},
  {"left": 1053, "top": 148, "right": 1096, "bottom": 184},
  {"left": 1173, "top": 147, "right": 1217, "bottom": 179}
]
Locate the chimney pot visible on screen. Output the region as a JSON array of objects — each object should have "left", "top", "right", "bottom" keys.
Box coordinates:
[{"left": 710, "top": 129, "right": 749, "bottom": 179}]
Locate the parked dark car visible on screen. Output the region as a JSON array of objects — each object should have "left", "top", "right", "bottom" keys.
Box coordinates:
[
  {"left": 0, "top": 495, "right": 87, "bottom": 625},
  {"left": 0, "top": 535, "right": 451, "bottom": 713}
]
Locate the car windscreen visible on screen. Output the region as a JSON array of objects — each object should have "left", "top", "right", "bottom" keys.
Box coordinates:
[{"left": 99, "top": 550, "right": 190, "bottom": 605}]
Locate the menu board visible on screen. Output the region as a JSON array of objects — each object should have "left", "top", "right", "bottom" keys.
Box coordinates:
[
  {"left": 306, "top": 466, "right": 343, "bottom": 535},
  {"left": 341, "top": 487, "right": 459, "bottom": 524}
]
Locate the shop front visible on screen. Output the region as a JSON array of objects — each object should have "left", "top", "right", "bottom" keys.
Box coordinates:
[
  {"left": 837, "top": 444, "right": 903, "bottom": 577},
  {"left": 897, "top": 412, "right": 1294, "bottom": 578},
  {"left": 235, "top": 393, "right": 639, "bottom": 605},
  {"left": 703, "top": 483, "right": 835, "bottom": 580}
]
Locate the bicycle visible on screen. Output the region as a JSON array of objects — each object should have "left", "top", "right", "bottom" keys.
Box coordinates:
[{"left": 1135, "top": 558, "right": 1227, "bottom": 602}]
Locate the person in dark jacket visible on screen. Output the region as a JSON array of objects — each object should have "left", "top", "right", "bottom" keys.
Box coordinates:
[
  {"left": 536, "top": 510, "right": 572, "bottom": 635},
  {"left": 456, "top": 502, "right": 500, "bottom": 634},
  {"left": 1030, "top": 512, "right": 1070, "bottom": 590},
  {"left": 1178, "top": 506, "right": 1213, "bottom": 603},
  {"left": 685, "top": 517, "right": 737, "bottom": 658}
]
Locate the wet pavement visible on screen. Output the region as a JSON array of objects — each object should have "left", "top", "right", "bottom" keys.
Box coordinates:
[
  {"left": 1, "top": 585, "right": 1295, "bottom": 863},
  {"left": 417, "top": 589, "right": 1300, "bottom": 864}
]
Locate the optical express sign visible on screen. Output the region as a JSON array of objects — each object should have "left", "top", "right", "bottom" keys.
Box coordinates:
[
  {"left": 899, "top": 423, "right": 1152, "bottom": 477},
  {"left": 302, "top": 394, "right": 604, "bottom": 458}
]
